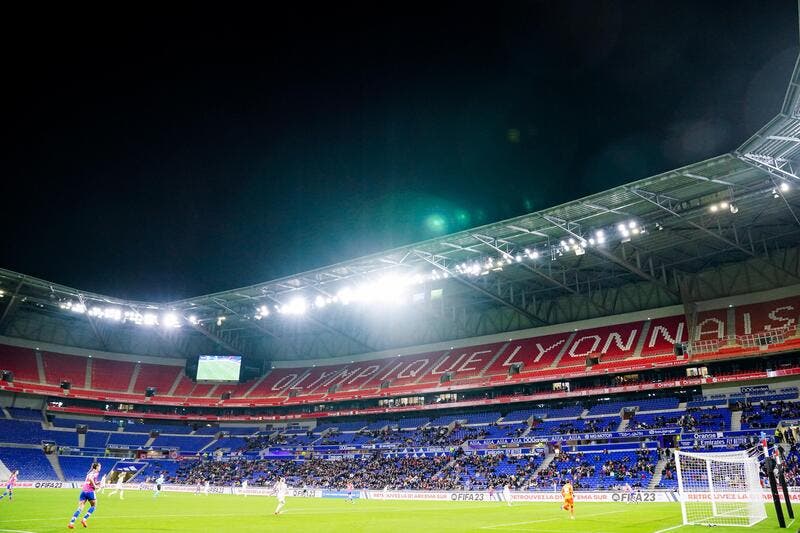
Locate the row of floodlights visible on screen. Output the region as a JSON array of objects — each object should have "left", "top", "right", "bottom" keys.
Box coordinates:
[
  {"left": 710, "top": 182, "right": 791, "bottom": 213},
  {"left": 52, "top": 218, "right": 647, "bottom": 324}
]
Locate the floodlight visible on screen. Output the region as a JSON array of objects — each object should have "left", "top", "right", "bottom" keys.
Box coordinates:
[
  {"left": 162, "top": 312, "right": 179, "bottom": 328},
  {"left": 143, "top": 313, "right": 158, "bottom": 326},
  {"left": 314, "top": 295, "right": 327, "bottom": 308},
  {"left": 780, "top": 182, "right": 790, "bottom": 192}
]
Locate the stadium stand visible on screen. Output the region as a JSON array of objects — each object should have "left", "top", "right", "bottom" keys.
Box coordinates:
[
  {"left": 132, "top": 363, "right": 183, "bottom": 394},
  {"left": 0, "top": 447, "right": 56, "bottom": 479},
  {"left": 91, "top": 358, "right": 136, "bottom": 391}
]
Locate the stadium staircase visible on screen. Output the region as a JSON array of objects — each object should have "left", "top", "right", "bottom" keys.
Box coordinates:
[
  {"left": 532, "top": 451, "right": 556, "bottom": 476},
  {"left": 730, "top": 410, "right": 743, "bottom": 431},
  {"left": 647, "top": 457, "right": 668, "bottom": 489},
  {"left": 198, "top": 437, "right": 219, "bottom": 453},
  {"left": 34, "top": 351, "right": 46, "bottom": 384},
  {"left": 126, "top": 364, "right": 141, "bottom": 393},
  {"left": 632, "top": 320, "right": 651, "bottom": 357},
  {"left": 1, "top": 407, "right": 10, "bottom": 419},
  {"left": 144, "top": 436, "right": 156, "bottom": 447},
  {"left": 478, "top": 343, "right": 508, "bottom": 377},
  {"left": 616, "top": 418, "right": 629, "bottom": 432},
  {"left": 0, "top": 459, "right": 10, "bottom": 479},
  {"left": 547, "top": 332, "right": 575, "bottom": 369},
  {"left": 77, "top": 433, "right": 86, "bottom": 447},
  {"left": 46, "top": 453, "right": 65, "bottom": 481}
]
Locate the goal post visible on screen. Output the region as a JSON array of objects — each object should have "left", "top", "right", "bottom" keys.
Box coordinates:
[{"left": 674, "top": 449, "right": 767, "bottom": 527}]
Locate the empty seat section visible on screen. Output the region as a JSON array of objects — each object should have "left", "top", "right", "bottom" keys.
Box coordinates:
[
  {"left": 694, "top": 308, "right": 729, "bottom": 342},
  {"left": 484, "top": 333, "right": 573, "bottom": 376},
  {"left": 417, "top": 343, "right": 504, "bottom": 385},
  {"left": 170, "top": 375, "right": 195, "bottom": 397},
  {"left": 133, "top": 363, "right": 182, "bottom": 394},
  {"left": 363, "top": 351, "right": 447, "bottom": 389},
  {"left": 288, "top": 363, "right": 350, "bottom": 396},
  {"left": 246, "top": 368, "right": 303, "bottom": 398},
  {"left": 562, "top": 322, "right": 645, "bottom": 364},
  {"left": 43, "top": 353, "right": 87, "bottom": 387},
  {"left": 91, "top": 358, "right": 136, "bottom": 391},
  {"left": 735, "top": 295, "right": 800, "bottom": 336},
  {"left": 189, "top": 383, "right": 215, "bottom": 397},
  {"left": 640, "top": 315, "right": 686, "bottom": 357},
  {"left": 0, "top": 447, "right": 56, "bottom": 479},
  {"left": 0, "top": 345, "right": 40, "bottom": 382},
  {"left": 59, "top": 456, "right": 98, "bottom": 480}
]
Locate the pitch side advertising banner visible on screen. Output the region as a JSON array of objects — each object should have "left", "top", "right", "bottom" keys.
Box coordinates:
[
  {"left": 469, "top": 427, "right": 682, "bottom": 446},
  {"left": 15, "top": 482, "right": 800, "bottom": 503}
]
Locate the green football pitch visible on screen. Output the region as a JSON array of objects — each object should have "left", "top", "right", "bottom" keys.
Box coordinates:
[{"left": 0, "top": 490, "right": 791, "bottom": 532}]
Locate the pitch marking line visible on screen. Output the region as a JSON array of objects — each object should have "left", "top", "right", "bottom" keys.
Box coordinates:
[
  {"left": 479, "top": 508, "right": 627, "bottom": 529},
  {"left": 651, "top": 525, "right": 686, "bottom": 533}
]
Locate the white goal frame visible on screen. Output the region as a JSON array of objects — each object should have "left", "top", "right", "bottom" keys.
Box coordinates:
[{"left": 674, "top": 449, "right": 767, "bottom": 527}]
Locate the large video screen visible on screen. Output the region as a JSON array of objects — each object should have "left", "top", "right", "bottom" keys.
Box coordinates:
[{"left": 196, "top": 355, "right": 242, "bottom": 382}]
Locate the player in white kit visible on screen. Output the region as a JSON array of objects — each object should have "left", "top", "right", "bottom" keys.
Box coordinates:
[
  {"left": 241, "top": 478, "right": 248, "bottom": 497},
  {"left": 274, "top": 477, "right": 288, "bottom": 515},
  {"left": 108, "top": 472, "right": 125, "bottom": 499},
  {"left": 503, "top": 483, "right": 513, "bottom": 506}
]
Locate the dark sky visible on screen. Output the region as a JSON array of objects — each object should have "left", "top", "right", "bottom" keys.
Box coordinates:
[{"left": 3, "top": 2, "right": 798, "bottom": 301}]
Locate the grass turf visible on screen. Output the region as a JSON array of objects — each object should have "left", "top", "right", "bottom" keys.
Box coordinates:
[{"left": 0, "top": 489, "right": 792, "bottom": 532}]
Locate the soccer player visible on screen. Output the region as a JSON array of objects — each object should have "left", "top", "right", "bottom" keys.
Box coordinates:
[
  {"left": 561, "top": 480, "right": 575, "bottom": 519},
  {"left": 274, "top": 477, "right": 288, "bottom": 515},
  {"left": 622, "top": 482, "right": 635, "bottom": 503},
  {"left": 107, "top": 473, "right": 125, "bottom": 500},
  {"left": 241, "top": 478, "right": 248, "bottom": 497},
  {"left": 346, "top": 481, "right": 355, "bottom": 504},
  {"left": 503, "top": 483, "right": 513, "bottom": 507},
  {"left": 488, "top": 485, "right": 495, "bottom": 501},
  {"left": 0, "top": 470, "right": 18, "bottom": 502},
  {"left": 67, "top": 462, "right": 101, "bottom": 529},
  {"left": 98, "top": 474, "right": 107, "bottom": 494},
  {"left": 204, "top": 480, "right": 210, "bottom": 496},
  {"left": 153, "top": 474, "right": 164, "bottom": 498}
]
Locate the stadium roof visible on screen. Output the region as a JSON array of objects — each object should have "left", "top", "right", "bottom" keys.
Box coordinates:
[{"left": 2, "top": 56, "right": 800, "bottom": 363}]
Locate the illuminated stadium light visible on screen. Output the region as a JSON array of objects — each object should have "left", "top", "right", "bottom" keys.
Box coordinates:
[
  {"left": 280, "top": 296, "right": 307, "bottom": 315},
  {"left": 314, "top": 295, "right": 327, "bottom": 309},
  {"left": 162, "top": 312, "right": 180, "bottom": 328},
  {"left": 103, "top": 307, "right": 123, "bottom": 321},
  {"left": 337, "top": 287, "right": 354, "bottom": 305},
  {"left": 188, "top": 315, "right": 198, "bottom": 325},
  {"left": 780, "top": 182, "right": 790, "bottom": 192},
  {"left": 142, "top": 312, "right": 158, "bottom": 326},
  {"left": 89, "top": 306, "right": 103, "bottom": 317},
  {"left": 216, "top": 316, "right": 226, "bottom": 326},
  {"left": 254, "top": 304, "right": 270, "bottom": 320}
]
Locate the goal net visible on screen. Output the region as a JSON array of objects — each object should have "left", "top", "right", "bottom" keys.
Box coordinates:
[{"left": 674, "top": 449, "right": 767, "bottom": 527}]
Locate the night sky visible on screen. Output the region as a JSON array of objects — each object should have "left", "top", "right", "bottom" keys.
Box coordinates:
[{"left": 3, "top": 2, "right": 797, "bottom": 302}]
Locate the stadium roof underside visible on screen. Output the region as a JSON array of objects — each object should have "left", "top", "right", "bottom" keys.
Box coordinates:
[{"left": 2, "top": 58, "right": 800, "bottom": 363}]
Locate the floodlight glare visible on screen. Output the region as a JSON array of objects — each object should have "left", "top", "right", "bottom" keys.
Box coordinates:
[
  {"left": 162, "top": 312, "right": 179, "bottom": 328},
  {"left": 143, "top": 313, "right": 158, "bottom": 326},
  {"left": 780, "top": 182, "right": 790, "bottom": 192},
  {"left": 314, "top": 295, "right": 327, "bottom": 308}
]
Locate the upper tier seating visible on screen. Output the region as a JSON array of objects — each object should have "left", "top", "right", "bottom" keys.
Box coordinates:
[
  {"left": 132, "top": 363, "right": 183, "bottom": 394},
  {"left": 1, "top": 292, "right": 798, "bottom": 405},
  {"left": 91, "top": 358, "right": 136, "bottom": 391}
]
